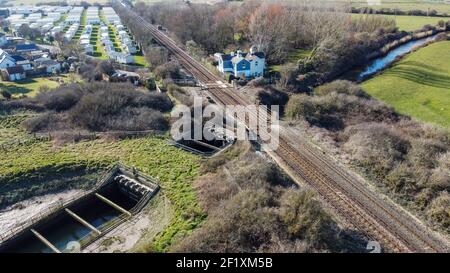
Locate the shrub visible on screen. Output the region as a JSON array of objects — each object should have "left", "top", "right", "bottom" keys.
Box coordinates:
[
  {"left": 68, "top": 88, "right": 171, "bottom": 131},
  {"left": 23, "top": 82, "right": 172, "bottom": 133},
  {"left": 1, "top": 90, "right": 12, "bottom": 100},
  {"left": 154, "top": 62, "right": 181, "bottom": 80},
  {"left": 426, "top": 192, "right": 450, "bottom": 229},
  {"left": 23, "top": 112, "right": 54, "bottom": 133},
  {"left": 146, "top": 46, "right": 169, "bottom": 68},
  {"left": 145, "top": 76, "right": 157, "bottom": 91},
  {"left": 248, "top": 77, "right": 269, "bottom": 87},
  {"left": 34, "top": 84, "right": 82, "bottom": 111},
  {"left": 279, "top": 189, "right": 339, "bottom": 249},
  {"left": 407, "top": 139, "right": 447, "bottom": 169},
  {"left": 314, "top": 80, "right": 369, "bottom": 98},
  {"left": 286, "top": 86, "right": 398, "bottom": 130},
  {"left": 171, "top": 145, "right": 365, "bottom": 253},
  {"left": 167, "top": 84, "right": 192, "bottom": 106},
  {"left": 257, "top": 87, "right": 289, "bottom": 115},
  {"left": 172, "top": 189, "right": 279, "bottom": 253},
  {"left": 341, "top": 123, "right": 410, "bottom": 180},
  {"left": 384, "top": 163, "right": 420, "bottom": 196},
  {"left": 78, "top": 63, "right": 97, "bottom": 81}
]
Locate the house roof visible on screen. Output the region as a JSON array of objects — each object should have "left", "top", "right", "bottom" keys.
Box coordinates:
[
  {"left": 231, "top": 56, "right": 250, "bottom": 65},
  {"left": 216, "top": 53, "right": 232, "bottom": 61},
  {"left": 114, "top": 69, "right": 140, "bottom": 78},
  {"left": 0, "top": 49, "right": 15, "bottom": 64},
  {"left": 16, "top": 43, "right": 38, "bottom": 51},
  {"left": 6, "top": 66, "right": 24, "bottom": 74},
  {"left": 252, "top": 52, "right": 265, "bottom": 59},
  {"left": 40, "top": 60, "right": 59, "bottom": 66},
  {"left": 217, "top": 51, "right": 265, "bottom": 63},
  {"left": 17, "top": 60, "right": 30, "bottom": 65},
  {"left": 11, "top": 55, "right": 26, "bottom": 62}
]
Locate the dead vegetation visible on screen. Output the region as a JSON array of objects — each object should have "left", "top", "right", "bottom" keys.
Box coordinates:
[
  {"left": 286, "top": 80, "right": 450, "bottom": 232},
  {"left": 4, "top": 82, "right": 173, "bottom": 134},
  {"left": 170, "top": 142, "right": 367, "bottom": 253}
]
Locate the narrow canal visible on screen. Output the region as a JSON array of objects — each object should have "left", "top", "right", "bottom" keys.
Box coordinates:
[
  {"left": 358, "top": 34, "right": 438, "bottom": 80},
  {"left": 4, "top": 184, "right": 137, "bottom": 253}
]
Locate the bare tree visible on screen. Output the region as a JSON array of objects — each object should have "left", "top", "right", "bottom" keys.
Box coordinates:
[{"left": 145, "top": 46, "right": 169, "bottom": 68}]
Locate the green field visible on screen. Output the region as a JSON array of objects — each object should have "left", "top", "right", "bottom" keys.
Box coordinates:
[
  {"left": 361, "top": 41, "right": 450, "bottom": 128},
  {"left": 0, "top": 113, "right": 202, "bottom": 251},
  {"left": 352, "top": 13, "right": 450, "bottom": 31},
  {"left": 269, "top": 49, "right": 312, "bottom": 72},
  {"left": 351, "top": 0, "right": 450, "bottom": 16},
  {"left": 0, "top": 77, "right": 68, "bottom": 98}
]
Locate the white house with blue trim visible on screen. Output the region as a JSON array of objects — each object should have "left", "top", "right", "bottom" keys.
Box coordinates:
[{"left": 214, "top": 46, "right": 265, "bottom": 78}]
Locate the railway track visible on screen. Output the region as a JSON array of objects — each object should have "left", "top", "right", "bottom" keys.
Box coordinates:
[{"left": 117, "top": 4, "right": 450, "bottom": 253}]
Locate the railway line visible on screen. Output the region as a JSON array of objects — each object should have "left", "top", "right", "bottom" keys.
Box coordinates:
[{"left": 117, "top": 4, "right": 450, "bottom": 253}]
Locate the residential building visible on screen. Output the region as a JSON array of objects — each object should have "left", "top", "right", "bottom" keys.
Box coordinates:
[
  {"left": 0, "top": 8, "right": 10, "bottom": 18},
  {"left": 15, "top": 43, "right": 38, "bottom": 53},
  {"left": 115, "top": 53, "right": 134, "bottom": 64},
  {"left": 0, "top": 33, "right": 7, "bottom": 47},
  {"left": 214, "top": 46, "right": 265, "bottom": 78},
  {"left": 2, "top": 65, "right": 26, "bottom": 81},
  {"left": 16, "top": 59, "right": 33, "bottom": 71},
  {"left": 0, "top": 49, "right": 16, "bottom": 69},
  {"left": 83, "top": 44, "right": 94, "bottom": 55},
  {"left": 39, "top": 59, "right": 61, "bottom": 73}
]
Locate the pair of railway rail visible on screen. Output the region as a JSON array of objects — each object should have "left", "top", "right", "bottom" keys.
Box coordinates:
[{"left": 116, "top": 4, "right": 449, "bottom": 253}]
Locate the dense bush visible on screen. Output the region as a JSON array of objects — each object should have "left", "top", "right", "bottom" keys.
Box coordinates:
[
  {"left": 23, "top": 82, "right": 172, "bottom": 133},
  {"left": 1, "top": 90, "right": 12, "bottom": 100},
  {"left": 314, "top": 80, "right": 369, "bottom": 98},
  {"left": 257, "top": 86, "right": 289, "bottom": 115},
  {"left": 34, "top": 84, "right": 83, "bottom": 111},
  {"left": 167, "top": 84, "right": 193, "bottom": 106},
  {"left": 171, "top": 143, "right": 366, "bottom": 253},
  {"left": 78, "top": 60, "right": 114, "bottom": 81},
  {"left": 153, "top": 62, "right": 181, "bottom": 80},
  {"left": 287, "top": 80, "right": 450, "bottom": 232},
  {"left": 286, "top": 92, "right": 398, "bottom": 131},
  {"left": 23, "top": 112, "right": 56, "bottom": 133},
  {"left": 426, "top": 192, "right": 450, "bottom": 229}
]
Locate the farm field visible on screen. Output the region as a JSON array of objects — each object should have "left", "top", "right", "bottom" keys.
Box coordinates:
[
  {"left": 352, "top": 13, "right": 450, "bottom": 31},
  {"left": 361, "top": 40, "right": 450, "bottom": 128},
  {"left": 0, "top": 113, "right": 202, "bottom": 251},
  {"left": 351, "top": 0, "right": 450, "bottom": 15}
]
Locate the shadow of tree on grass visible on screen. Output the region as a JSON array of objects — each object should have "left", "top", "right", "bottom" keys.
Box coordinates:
[
  {"left": 0, "top": 78, "right": 39, "bottom": 96},
  {"left": 383, "top": 61, "right": 450, "bottom": 89}
]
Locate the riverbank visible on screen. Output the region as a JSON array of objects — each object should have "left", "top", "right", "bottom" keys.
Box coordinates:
[
  {"left": 339, "top": 29, "right": 448, "bottom": 82},
  {"left": 361, "top": 40, "right": 450, "bottom": 128}
]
